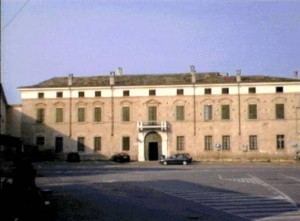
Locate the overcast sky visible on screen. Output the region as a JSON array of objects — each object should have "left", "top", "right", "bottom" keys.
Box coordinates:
[{"left": 1, "top": 0, "right": 300, "bottom": 104}]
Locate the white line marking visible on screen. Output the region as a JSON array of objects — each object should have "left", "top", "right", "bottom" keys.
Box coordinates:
[
  {"left": 284, "top": 176, "right": 300, "bottom": 183},
  {"left": 248, "top": 174, "right": 297, "bottom": 208}
]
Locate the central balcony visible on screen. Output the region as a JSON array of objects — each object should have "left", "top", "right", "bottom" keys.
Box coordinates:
[{"left": 137, "top": 121, "right": 168, "bottom": 131}]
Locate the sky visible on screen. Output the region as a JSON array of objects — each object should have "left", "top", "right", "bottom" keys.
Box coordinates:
[{"left": 1, "top": 0, "right": 300, "bottom": 104}]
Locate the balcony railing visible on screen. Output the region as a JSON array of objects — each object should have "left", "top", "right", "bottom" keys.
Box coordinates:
[{"left": 137, "top": 121, "right": 168, "bottom": 131}]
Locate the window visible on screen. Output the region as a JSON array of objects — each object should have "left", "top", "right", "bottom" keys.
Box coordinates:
[
  {"left": 123, "top": 90, "right": 130, "bottom": 96},
  {"left": 222, "top": 136, "right": 230, "bottom": 150},
  {"left": 222, "top": 88, "right": 229, "bottom": 94},
  {"left": 276, "top": 135, "right": 285, "bottom": 150},
  {"left": 176, "top": 105, "right": 185, "bottom": 121},
  {"left": 78, "top": 107, "right": 85, "bottom": 122},
  {"left": 122, "top": 136, "right": 130, "bottom": 151},
  {"left": 55, "top": 137, "right": 63, "bottom": 153},
  {"left": 77, "top": 137, "right": 85, "bottom": 152},
  {"left": 221, "top": 105, "right": 230, "bottom": 120},
  {"left": 248, "top": 104, "right": 257, "bottom": 119},
  {"left": 249, "top": 87, "right": 256, "bottom": 94},
  {"left": 94, "top": 137, "right": 101, "bottom": 151},
  {"left": 176, "top": 136, "right": 185, "bottom": 151},
  {"left": 36, "top": 136, "right": 45, "bottom": 146},
  {"left": 204, "top": 136, "right": 213, "bottom": 151},
  {"left": 95, "top": 91, "right": 101, "bottom": 97},
  {"left": 78, "top": 91, "right": 85, "bottom": 97},
  {"left": 36, "top": 108, "right": 45, "bottom": 124},
  {"left": 38, "top": 93, "right": 44, "bottom": 99},
  {"left": 204, "top": 88, "right": 212, "bottom": 95},
  {"left": 275, "top": 104, "right": 285, "bottom": 119},
  {"left": 276, "top": 87, "right": 283, "bottom": 93},
  {"left": 122, "top": 106, "right": 130, "bottom": 122},
  {"left": 56, "top": 92, "right": 63, "bottom": 98},
  {"left": 177, "top": 89, "right": 184, "bottom": 95},
  {"left": 249, "top": 135, "right": 258, "bottom": 150},
  {"left": 94, "top": 107, "right": 102, "bottom": 122},
  {"left": 149, "top": 90, "right": 156, "bottom": 96},
  {"left": 204, "top": 105, "right": 213, "bottom": 121},
  {"left": 148, "top": 106, "right": 157, "bottom": 125},
  {"left": 55, "top": 108, "right": 63, "bottom": 122}
]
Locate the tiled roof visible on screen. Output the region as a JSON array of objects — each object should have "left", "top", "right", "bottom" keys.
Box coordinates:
[{"left": 19, "top": 73, "right": 300, "bottom": 88}]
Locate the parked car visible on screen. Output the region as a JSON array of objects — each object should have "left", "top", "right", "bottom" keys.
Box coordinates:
[
  {"left": 110, "top": 152, "right": 130, "bottom": 163},
  {"left": 67, "top": 152, "right": 80, "bottom": 162},
  {"left": 160, "top": 153, "right": 192, "bottom": 165}
]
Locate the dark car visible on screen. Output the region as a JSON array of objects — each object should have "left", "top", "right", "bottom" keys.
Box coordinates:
[
  {"left": 160, "top": 153, "right": 192, "bottom": 165},
  {"left": 67, "top": 152, "right": 80, "bottom": 162},
  {"left": 110, "top": 152, "right": 130, "bottom": 163}
]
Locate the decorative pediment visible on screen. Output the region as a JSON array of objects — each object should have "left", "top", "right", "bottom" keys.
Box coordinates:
[
  {"left": 145, "top": 99, "right": 161, "bottom": 106},
  {"left": 35, "top": 103, "right": 46, "bottom": 108},
  {"left": 271, "top": 97, "right": 287, "bottom": 103},
  {"left": 173, "top": 99, "right": 187, "bottom": 105},
  {"left": 75, "top": 101, "right": 87, "bottom": 107},
  {"left": 53, "top": 102, "right": 65, "bottom": 107},
  {"left": 120, "top": 100, "right": 132, "bottom": 106},
  {"left": 200, "top": 98, "right": 215, "bottom": 104},
  {"left": 218, "top": 98, "right": 233, "bottom": 104},
  {"left": 92, "top": 101, "right": 104, "bottom": 106},
  {"left": 244, "top": 97, "right": 260, "bottom": 103}
]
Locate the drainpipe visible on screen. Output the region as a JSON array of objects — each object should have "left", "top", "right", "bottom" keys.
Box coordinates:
[
  {"left": 110, "top": 72, "right": 115, "bottom": 136},
  {"left": 68, "top": 74, "right": 73, "bottom": 138},
  {"left": 190, "top": 66, "right": 196, "bottom": 136},
  {"left": 236, "top": 70, "right": 242, "bottom": 136}
]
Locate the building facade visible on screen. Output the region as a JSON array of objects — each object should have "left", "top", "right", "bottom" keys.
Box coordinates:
[{"left": 18, "top": 69, "right": 300, "bottom": 161}]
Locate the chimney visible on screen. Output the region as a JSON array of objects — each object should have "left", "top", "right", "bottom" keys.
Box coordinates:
[
  {"left": 68, "top": 73, "right": 73, "bottom": 86},
  {"left": 190, "top": 65, "right": 196, "bottom": 83},
  {"left": 116, "top": 67, "right": 123, "bottom": 76},
  {"left": 236, "top": 70, "right": 241, "bottom": 83},
  {"left": 110, "top": 71, "right": 115, "bottom": 86},
  {"left": 294, "top": 71, "right": 298, "bottom": 79}
]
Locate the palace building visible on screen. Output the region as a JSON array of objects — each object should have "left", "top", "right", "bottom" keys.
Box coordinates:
[{"left": 18, "top": 67, "right": 300, "bottom": 161}]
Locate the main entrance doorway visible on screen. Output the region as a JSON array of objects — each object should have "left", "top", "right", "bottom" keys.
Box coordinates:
[{"left": 144, "top": 132, "right": 162, "bottom": 161}]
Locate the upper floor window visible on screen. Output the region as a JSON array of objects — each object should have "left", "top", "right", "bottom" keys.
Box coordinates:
[
  {"left": 176, "top": 105, "right": 185, "bottom": 121},
  {"left": 94, "top": 107, "right": 102, "bottom": 122},
  {"left": 276, "top": 87, "right": 283, "bottom": 93},
  {"left": 148, "top": 106, "right": 157, "bottom": 125},
  {"left": 222, "top": 88, "right": 229, "bottom": 94},
  {"left": 149, "top": 90, "right": 156, "bottom": 96},
  {"left": 78, "top": 107, "right": 85, "bottom": 122},
  {"left": 204, "top": 105, "right": 213, "bottom": 121},
  {"left": 222, "top": 136, "right": 230, "bottom": 150},
  {"left": 55, "top": 108, "right": 64, "bottom": 122},
  {"left": 248, "top": 104, "right": 257, "bottom": 119},
  {"left": 122, "top": 136, "right": 130, "bottom": 151},
  {"left": 248, "top": 87, "right": 256, "bottom": 94},
  {"left": 78, "top": 91, "right": 85, "bottom": 97},
  {"left": 56, "top": 92, "right": 63, "bottom": 98},
  {"left": 38, "top": 93, "right": 44, "bottom": 99},
  {"left": 36, "top": 108, "right": 45, "bottom": 124},
  {"left": 95, "top": 91, "right": 101, "bottom": 97},
  {"left": 176, "top": 136, "right": 185, "bottom": 151},
  {"left": 122, "top": 106, "right": 130, "bottom": 122},
  {"left": 177, "top": 89, "right": 184, "bottom": 95},
  {"left": 221, "top": 105, "right": 230, "bottom": 120},
  {"left": 123, "top": 90, "right": 130, "bottom": 96},
  {"left": 204, "top": 88, "right": 212, "bottom": 95},
  {"left": 276, "top": 135, "right": 285, "bottom": 150},
  {"left": 204, "top": 135, "right": 213, "bottom": 151},
  {"left": 275, "top": 104, "right": 285, "bottom": 119}
]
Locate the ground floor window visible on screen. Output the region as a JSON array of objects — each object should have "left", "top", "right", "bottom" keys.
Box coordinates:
[
  {"left": 249, "top": 135, "right": 258, "bottom": 150},
  {"left": 176, "top": 136, "right": 185, "bottom": 151},
  {"left": 77, "top": 137, "right": 85, "bottom": 152},
  {"left": 204, "top": 136, "right": 213, "bottom": 150},
  {"left": 36, "top": 136, "right": 45, "bottom": 146},
  {"left": 122, "top": 136, "right": 130, "bottom": 151},
  {"left": 55, "top": 137, "right": 63, "bottom": 152},
  {"left": 94, "top": 137, "right": 102, "bottom": 151},
  {"left": 222, "top": 136, "right": 230, "bottom": 150},
  {"left": 276, "top": 135, "right": 285, "bottom": 150}
]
